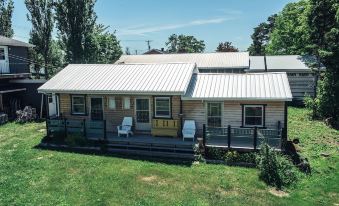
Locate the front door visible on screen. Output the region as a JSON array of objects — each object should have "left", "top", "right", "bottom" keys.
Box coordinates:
[
  {"left": 135, "top": 98, "right": 151, "bottom": 131},
  {"left": 90, "top": 97, "right": 103, "bottom": 120},
  {"left": 48, "top": 94, "right": 59, "bottom": 117},
  {"left": 0, "top": 46, "right": 9, "bottom": 73}
]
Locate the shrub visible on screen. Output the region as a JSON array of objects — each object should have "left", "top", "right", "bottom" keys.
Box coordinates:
[
  {"left": 65, "top": 133, "right": 88, "bottom": 146},
  {"left": 206, "top": 147, "right": 225, "bottom": 160},
  {"left": 223, "top": 151, "right": 256, "bottom": 164},
  {"left": 256, "top": 144, "right": 299, "bottom": 189},
  {"left": 193, "top": 144, "right": 205, "bottom": 163}
]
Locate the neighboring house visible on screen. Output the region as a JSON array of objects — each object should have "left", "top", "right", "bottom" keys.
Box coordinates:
[
  {"left": 116, "top": 52, "right": 250, "bottom": 73},
  {"left": 38, "top": 63, "right": 291, "bottom": 150},
  {"left": 248, "top": 55, "right": 325, "bottom": 101},
  {"left": 143, "top": 48, "right": 166, "bottom": 55},
  {"left": 0, "top": 36, "right": 46, "bottom": 118}
]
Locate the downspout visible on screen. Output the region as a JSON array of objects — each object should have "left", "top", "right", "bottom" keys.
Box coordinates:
[
  {"left": 264, "top": 55, "right": 268, "bottom": 72},
  {"left": 283, "top": 101, "right": 288, "bottom": 150},
  {"left": 179, "top": 98, "right": 183, "bottom": 137}
]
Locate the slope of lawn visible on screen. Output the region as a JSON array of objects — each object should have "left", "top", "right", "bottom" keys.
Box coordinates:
[{"left": 0, "top": 107, "right": 338, "bottom": 205}]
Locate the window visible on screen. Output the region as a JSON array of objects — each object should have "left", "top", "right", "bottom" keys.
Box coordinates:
[
  {"left": 48, "top": 95, "right": 53, "bottom": 103},
  {"left": 108, "top": 97, "right": 116, "bottom": 109},
  {"left": 123, "top": 97, "right": 130, "bottom": 109},
  {"left": 287, "top": 73, "right": 297, "bottom": 76},
  {"left": 243, "top": 105, "right": 264, "bottom": 127},
  {"left": 299, "top": 73, "right": 310, "bottom": 76},
  {"left": 154, "top": 97, "right": 171, "bottom": 118},
  {"left": 72, "top": 95, "right": 86, "bottom": 115},
  {"left": 0, "top": 48, "right": 5, "bottom": 60},
  {"left": 207, "top": 102, "right": 222, "bottom": 127}
]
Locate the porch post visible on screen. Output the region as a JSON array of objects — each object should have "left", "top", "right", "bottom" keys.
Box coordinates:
[
  {"left": 227, "top": 125, "right": 231, "bottom": 149},
  {"left": 253, "top": 126, "right": 258, "bottom": 150},
  {"left": 104, "top": 120, "right": 107, "bottom": 140},
  {"left": 179, "top": 98, "right": 183, "bottom": 137},
  {"left": 0, "top": 94, "right": 3, "bottom": 111},
  {"left": 202, "top": 124, "right": 206, "bottom": 146}
]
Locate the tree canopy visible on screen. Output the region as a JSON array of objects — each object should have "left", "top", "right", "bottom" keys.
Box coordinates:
[
  {"left": 0, "top": 0, "right": 14, "bottom": 37},
  {"left": 165, "top": 34, "right": 205, "bottom": 53},
  {"left": 216, "top": 41, "right": 239, "bottom": 52}
]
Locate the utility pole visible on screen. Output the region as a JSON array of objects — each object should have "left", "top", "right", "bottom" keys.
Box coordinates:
[{"left": 145, "top": 40, "right": 152, "bottom": 51}]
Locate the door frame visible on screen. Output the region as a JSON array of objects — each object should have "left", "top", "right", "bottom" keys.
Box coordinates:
[
  {"left": 205, "top": 101, "right": 224, "bottom": 127},
  {"left": 89, "top": 96, "right": 104, "bottom": 120},
  {"left": 0, "top": 46, "right": 9, "bottom": 73},
  {"left": 134, "top": 97, "right": 151, "bottom": 130}
]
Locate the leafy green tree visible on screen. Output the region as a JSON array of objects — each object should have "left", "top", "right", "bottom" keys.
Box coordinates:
[
  {"left": 55, "top": 0, "right": 97, "bottom": 63},
  {"left": 166, "top": 34, "right": 205, "bottom": 53},
  {"left": 84, "top": 24, "right": 122, "bottom": 63},
  {"left": 216, "top": 41, "right": 239, "bottom": 52},
  {"left": 248, "top": 14, "right": 277, "bottom": 55},
  {"left": 307, "top": 0, "right": 339, "bottom": 126},
  {"left": 0, "top": 0, "right": 14, "bottom": 37},
  {"left": 25, "top": 0, "right": 54, "bottom": 79},
  {"left": 266, "top": 1, "right": 312, "bottom": 55}
]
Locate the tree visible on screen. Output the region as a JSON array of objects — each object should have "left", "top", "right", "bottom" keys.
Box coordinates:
[
  {"left": 54, "top": 0, "right": 97, "bottom": 63},
  {"left": 0, "top": 0, "right": 14, "bottom": 37},
  {"left": 266, "top": 1, "right": 311, "bottom": 55},
  {"left": 248, "top": 14, "right": 277, "bottom": 55},
  {"left": 84, "top": 24, "right": 122, "bottom": 63},
  {"left": 307, "top": 0, "right": 339, "bottom": 126},
  {"left": 25, "top": 0, "right": 54, "bottom": 79},
  {"left": 125, "top": 47, "right": 131, "bottom": 55},
  {"left": 216, "top": 41, "right": 239, "bottom": 52},
  {"left": 165, "top": 34, "right": 205, "bottom": 53}
]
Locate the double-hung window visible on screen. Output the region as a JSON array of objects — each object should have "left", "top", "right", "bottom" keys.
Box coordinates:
[
  {"left": 72, "top": 95, "right": 86, "bottom": 115},
  {"left": 154, "top": 97, "right": 171, "bottom": 118},
  {"left": 108, "top": 97, "right": 116, "bottom": 110},
  {"left": 243, "top": 105, "right": 264, "bottom": 127},
  {"left": 207, "top": 102, "right": 222, "bottom": 127}
]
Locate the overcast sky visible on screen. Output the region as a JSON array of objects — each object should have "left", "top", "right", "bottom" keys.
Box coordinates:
[{"left": 12, "top": 0, "right": 296, "bottom": 54}]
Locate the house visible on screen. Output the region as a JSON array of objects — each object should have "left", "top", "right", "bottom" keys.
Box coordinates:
[
  {"left": 0, "top": 35, "right": 46, "bottom": 119},
  {"left": 38, "top": 63, "right": 291, "bottom": 151},
  {"left": 116, "top": 52, "right": 249, "bottom": 73},
  {"left": 248, "top": 55, "right": 324, "bottom": 101},
  {"left": 143, "top": 48, "right": 166, "bottom": 55},
  {"left": 116, "top": 53, "right": 323, "bottom": 102}
]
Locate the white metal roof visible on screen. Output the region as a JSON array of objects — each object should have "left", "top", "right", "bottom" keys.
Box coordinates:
[
  {"left": 249, "top": 55, "right": 324, "bottom": 72},
  {"left": 116, "top": 52, "right": 249, "bottom": 69},
  {"left": 38, "top": 63, "right": 196, "bottom": 95},
  {"left": 0, "top": 35, "right": 35, "bottom": 47},
  {"left": 183, "top": 72, "right": 292, "bottom": 101}
]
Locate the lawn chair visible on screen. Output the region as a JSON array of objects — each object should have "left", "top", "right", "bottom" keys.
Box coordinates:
[
  {"left": 182, "top": 120, "right": 196, "bottom": 141},
  {"left": 117, "top": 117, "right": 133, "bottom": 137}
]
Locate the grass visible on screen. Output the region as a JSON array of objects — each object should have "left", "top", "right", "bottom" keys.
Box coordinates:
[{"left": 0, "top": 107, "right": 338, "bottom": 205}]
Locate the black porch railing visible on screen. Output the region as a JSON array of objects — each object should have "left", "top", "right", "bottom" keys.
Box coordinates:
[
  {"left": 47, "top": 118, "right": 106, "bottom": 140},
  {"left": 202, "top": 124, "right": 283, "bottom": 150}
]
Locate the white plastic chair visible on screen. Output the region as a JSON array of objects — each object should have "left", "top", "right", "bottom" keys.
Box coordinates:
[
  {"left": 117, "top": 117, "right": 133, "bottom": 137},
  {"left": 182, "top": 120, "right": 196, "bottom": 141}
]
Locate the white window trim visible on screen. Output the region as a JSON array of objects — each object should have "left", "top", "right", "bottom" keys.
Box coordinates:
[
  {"left": 123, "top": 97, "right": 130, "bottom": 109},
  {"left": 206, "top": 102, "right": 223, "bottom": 127},
  {"left": 243, "top": 105, "right": 264, "bottom": 127},
  {"left": 72, "top": 95, "right": 86, "bottom": 115},
  {"left": 154, "top": 97, "right": 171, "bottom": 118},
  {"left": 108, "top": 96, "right": 116, "bottom": 110}
]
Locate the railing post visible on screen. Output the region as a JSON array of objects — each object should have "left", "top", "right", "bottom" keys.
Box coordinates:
[
  {"left": 64, "top": 118, "right": 67, "bottom": 138},
  {"left": 46, "top": 118, "right": 50, "bottom": 137},
  {"left": 202, "top": 124, "right": 206, "bottom": 147},
  {"left": 104, "top": 120, "right": 107, "bottom": 140},
  {"left": 83, "top": 119, "right": 86, "bottom": 138},
  {"left": 227, "top": 125, "right": 231, "bottom": 149},
  {"left": 254, "top": 126, "right": 258, "bottom": 150}
]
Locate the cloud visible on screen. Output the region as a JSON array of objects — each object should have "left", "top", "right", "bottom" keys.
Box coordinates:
[{"left": 117, "top": 17, "right": 234, "bottom": 36}]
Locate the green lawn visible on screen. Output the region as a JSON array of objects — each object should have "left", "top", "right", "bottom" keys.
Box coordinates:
[{"left": 0, "top": 107, "right": 338, "bottom": 205}]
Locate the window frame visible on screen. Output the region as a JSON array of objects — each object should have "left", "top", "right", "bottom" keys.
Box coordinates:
[
  {"left": 206, "top": 102, "right": 223, "bottom": 127},
  {"left": 71, "top": 95, "right": 86, "bottom": 115},
  {"left": 154, "top": 96, "right": 171, "bottom": 118},
  {"left": 123, "top": 97, "right": 130, "bottom": 110},
  {"left": 242, "top": 104, "right": 265, "bottom": 128}
]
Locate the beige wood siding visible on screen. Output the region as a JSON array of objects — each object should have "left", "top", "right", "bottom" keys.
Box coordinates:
[
  {"left": 58, "top": 94, "right": 181, "bottom": 133},
  {"left": 182, "top": 100, "right": 285, "bottom": 136}
]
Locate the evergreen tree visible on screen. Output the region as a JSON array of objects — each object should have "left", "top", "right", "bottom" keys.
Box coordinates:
[
  {"left": 0, "top": 0, "right": 14, "bottom": 37},
  {"left": 166, "top": 34, "right": 205, "bottom": 53}
]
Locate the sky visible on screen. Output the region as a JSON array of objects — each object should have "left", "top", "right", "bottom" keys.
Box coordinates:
[{"left": 12, "top": 0, "right": 296, "bottom": 54}]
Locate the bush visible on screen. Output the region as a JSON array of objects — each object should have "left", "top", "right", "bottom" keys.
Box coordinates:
[
  {"left": 256, "top": 144, "right": 299, "bottom": 189},
  {"left": 65, "top": 133, "right": 88, "bottom": 147},
  {"left": 206, "top": 147, "right": 225, "bottom": 160},
  {"left": 223, "top": 151, "right": 256, "bottom": 164}
]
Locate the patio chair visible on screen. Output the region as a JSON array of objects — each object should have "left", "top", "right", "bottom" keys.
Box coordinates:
[
  {"left": 117, "top": 117, "right": 133, "bottom": 137},
  {"left": 182, "top": 120, "right": 196, "bottom": 141}
]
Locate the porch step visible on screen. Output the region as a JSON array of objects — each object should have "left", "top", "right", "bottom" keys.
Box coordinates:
[{"left": 106, "top": 141, "right": 195, "bottom": 160}]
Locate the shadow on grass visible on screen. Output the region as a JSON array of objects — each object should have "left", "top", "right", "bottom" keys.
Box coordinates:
[{"left": 33, "top": 143, "right": 194, "bottom": 167}]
